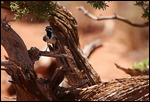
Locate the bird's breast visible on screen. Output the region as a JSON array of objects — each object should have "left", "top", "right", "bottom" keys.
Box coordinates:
[{"left": 47, "top": 37, "right": 56, "bottom": 44}]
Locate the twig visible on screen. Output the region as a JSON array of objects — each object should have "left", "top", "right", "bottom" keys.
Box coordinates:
[
  {"left": 40, "top": 51, "right": 74, "bottom": 60},
  {"left": 77, "top": 6, "right": 149, "bottom": 27},
  {"left": 1, "top": 61, "right": 16, "bottom": 76},
  {"left": 28, "top": 47, "right": 74, "bottom": 64},
  {"left": 83, "top": 39, "right": 102, "bottom": 58},
  {"left": 1, "top": 60, "right": 14, "bottom": 67}
]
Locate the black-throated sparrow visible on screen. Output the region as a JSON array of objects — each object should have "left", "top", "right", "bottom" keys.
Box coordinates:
[{"left": 43, "top": 26, "right": 57, "bottom": 51}]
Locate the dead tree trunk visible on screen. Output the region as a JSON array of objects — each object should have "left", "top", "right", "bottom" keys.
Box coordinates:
[
  {"left": 1, "top": 2, "right": 149, "bottom": 101},
  {"left": 48, "top": 3, "right": 101, "bottom": 87}
]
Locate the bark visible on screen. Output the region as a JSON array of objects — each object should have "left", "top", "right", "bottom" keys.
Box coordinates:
[
  {"left": 55, "top": 75, "right": 149, "bottom": 101},
  {"left": 48, "top": 3, "right": 101, "bottom": 87},
  {"left": 1, "top": 16, "right": 51, "bottom": 101}
]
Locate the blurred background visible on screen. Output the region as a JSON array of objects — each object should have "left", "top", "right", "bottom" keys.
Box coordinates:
[{"left": 1, "top": 1, "right": 149, "bottom": 101}]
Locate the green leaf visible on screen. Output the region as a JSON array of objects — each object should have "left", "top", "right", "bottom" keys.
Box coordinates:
[
  {"left": 87, "top": 1, "right": 110, "bottom": 10},
  {"left": 131, "top": 58, "right": 149, "bottom": 72},
  {"left": 10, "top": 1, "right": 57, "bottom": 22}
]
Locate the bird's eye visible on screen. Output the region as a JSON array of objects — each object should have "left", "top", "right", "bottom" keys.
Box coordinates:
[{"left": 45, "top": 26, "right": 53, "bottom": 31}]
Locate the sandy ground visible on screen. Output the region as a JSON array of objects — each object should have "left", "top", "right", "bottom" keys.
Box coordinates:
[{"left": 1, "top": 1, "right": 149, "bottom": 101}]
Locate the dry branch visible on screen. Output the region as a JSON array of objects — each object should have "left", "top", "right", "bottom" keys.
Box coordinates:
[
  {"left": 77, "top": 6, "right": 149, "bottom": 27},
  {"left": 1, "top": 60, "right": 15, "bottom": 67},
  {"left": 115, "top": 63, "right": 149, "bottom": 76},
  {"left": 40, "top": 51, "right": 74, "bottom": 60},
  {"left": 83, "top": 39, "right": 102, "bottom": 58},
  {"left": 27, "top": 47, "right": 74, "bottom": 63}
]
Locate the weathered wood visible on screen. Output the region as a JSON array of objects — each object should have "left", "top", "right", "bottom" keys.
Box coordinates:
[
  {"left": 1, "top": 16, "right": 54, "bottom": 101},
  {"left": 48, "top": 3, "right": 101, "bottom": 87},
  {"left": 115, "top": 63, "right": 149, "bottom": 76},
  {"left": 55, "top": 75, "right": 149, "bottom": 101}
]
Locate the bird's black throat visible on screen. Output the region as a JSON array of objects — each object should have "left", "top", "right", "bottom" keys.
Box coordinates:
[{"left": 47, "top": 31, "right": 52, "bottom": 39}]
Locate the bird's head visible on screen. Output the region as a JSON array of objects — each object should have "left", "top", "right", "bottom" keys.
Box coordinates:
[{"left": 45, "top": 26, "right": 53, "bottom": 32}]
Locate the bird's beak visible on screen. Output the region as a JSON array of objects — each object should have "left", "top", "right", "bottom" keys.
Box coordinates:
[{"left": 45, "top": 28, "right": 52, "bottom": 32}]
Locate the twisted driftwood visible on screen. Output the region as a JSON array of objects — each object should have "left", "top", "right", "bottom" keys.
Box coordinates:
[{"left": 1, "top": 2, "right": 149, "bottom": 101}]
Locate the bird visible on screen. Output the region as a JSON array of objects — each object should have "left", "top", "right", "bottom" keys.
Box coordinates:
[{"left": 43, "top": 26, "right": 57, "bottom": 51}]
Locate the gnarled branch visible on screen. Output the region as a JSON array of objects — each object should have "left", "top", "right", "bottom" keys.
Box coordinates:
[
  {"left": 77, "top": 6, "right": 149, "bottom": 27},
  {"left": 1, "top": 16, "right": 58, "bottom": 101}
]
